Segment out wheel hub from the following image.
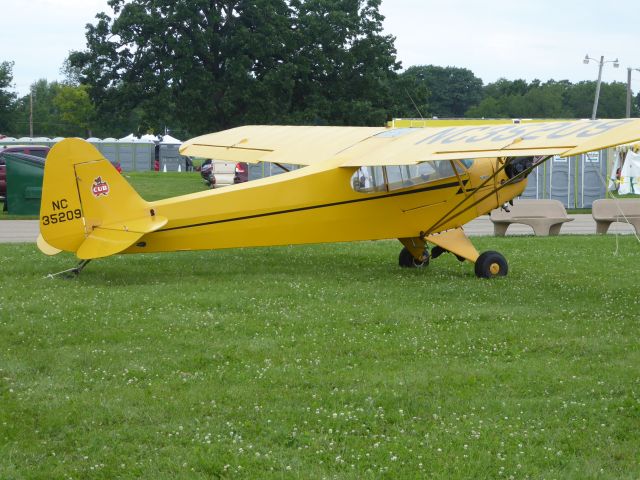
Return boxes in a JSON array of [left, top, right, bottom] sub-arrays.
[[489, 262, 501, 275]]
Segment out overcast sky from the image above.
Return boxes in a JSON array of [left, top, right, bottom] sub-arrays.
[[1, 0, 639, 97]]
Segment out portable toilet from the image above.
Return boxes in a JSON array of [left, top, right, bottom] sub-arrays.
[[158, 135, 186, 172], [545, 155, 575, 208], [132, 137, 154, 171], [117, 135, 136, 171], [97, 137, 119, 167], [577, 150, 607, 208]]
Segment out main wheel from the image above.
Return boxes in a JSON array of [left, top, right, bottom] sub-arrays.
[[398, 247, 429, 268], [474, 251, 508, 278]]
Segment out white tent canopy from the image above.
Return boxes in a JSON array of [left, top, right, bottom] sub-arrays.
[[160, 134, 182, 144], [140, 134, 159, 142]]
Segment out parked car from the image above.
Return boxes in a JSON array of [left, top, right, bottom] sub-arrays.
[[0, 145, 50, 162], [234, 162, 248, 183], [199, 160, 249, 189]]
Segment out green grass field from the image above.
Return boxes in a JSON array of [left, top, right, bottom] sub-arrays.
[[1, 235, 639, 479]]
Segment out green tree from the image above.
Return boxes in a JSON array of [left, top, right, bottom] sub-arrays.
[[419, 65, 483, 118], [68, 0, 399, 136], [53, 84, 96, 137], [388, 68, 431, 119], [466, 78, 629, 119], [388, 65, 483, 119], [589, 81, 627, 119], [0, 61, 17, 133], [12, 80, 62, 137]]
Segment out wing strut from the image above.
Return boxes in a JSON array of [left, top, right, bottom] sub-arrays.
[[424, 156, 551, 236]]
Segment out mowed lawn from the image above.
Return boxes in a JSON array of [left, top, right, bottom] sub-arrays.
[[1, 234, 639, 479]]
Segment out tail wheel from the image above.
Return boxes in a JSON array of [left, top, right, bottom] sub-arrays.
[[399, 247, 429, 268], [474, 251, 508, 278]]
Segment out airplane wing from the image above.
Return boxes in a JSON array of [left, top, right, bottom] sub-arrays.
[[179, 125, 386, 166], [339, 119, 640, 166], [180, 119, 640, 167]]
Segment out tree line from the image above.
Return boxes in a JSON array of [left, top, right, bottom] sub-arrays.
[[1, 0, 638, 139]]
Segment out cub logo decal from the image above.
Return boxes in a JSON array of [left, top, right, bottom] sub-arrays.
[[91, 177, 109, 197]]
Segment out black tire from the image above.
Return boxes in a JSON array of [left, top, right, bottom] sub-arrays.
[[431, 246, 465, 262], [474, 251, 508, 278], [398, 247, 429, 268], [430, 245, 445, 259]]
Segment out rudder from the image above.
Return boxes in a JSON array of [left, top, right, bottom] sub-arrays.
[[39, 138, 166, 259]]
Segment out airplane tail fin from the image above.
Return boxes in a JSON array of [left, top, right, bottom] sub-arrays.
[[39, 138, 167, 259]]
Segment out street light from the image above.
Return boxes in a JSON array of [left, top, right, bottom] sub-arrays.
[[626, 67, 640, 118], [583, 54, 619, 120]]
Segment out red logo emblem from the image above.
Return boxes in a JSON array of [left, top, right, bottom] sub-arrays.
[[91, 177, 109, 197]]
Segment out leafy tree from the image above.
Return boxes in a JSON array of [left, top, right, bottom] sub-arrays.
[[589, 81, 628, 119], [388, 68, 431, 119], [10, 80, 96, 137], [388, 65, 483, 119], [68, 0, 399, 136], [467, 78, 629, 119], [53, 84, 96, 137], [12, 80, 62, 137], [418, 65, 483, 118], [0, 61, 17, 133]]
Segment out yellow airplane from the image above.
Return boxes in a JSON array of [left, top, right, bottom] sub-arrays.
[[37, 119, 640, 278]]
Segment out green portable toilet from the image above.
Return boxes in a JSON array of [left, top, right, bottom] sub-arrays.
[[5, 153, 45, 215]]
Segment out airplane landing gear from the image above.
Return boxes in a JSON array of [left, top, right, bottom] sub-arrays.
[[474, 251, 508, 278], [398, 246, 429, 268], [431, 245, 466, 262], [46, 259, 92, 279]]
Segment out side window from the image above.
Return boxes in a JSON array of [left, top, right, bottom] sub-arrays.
[[351, 166, 386, 192], [351, 161, 458, 193]]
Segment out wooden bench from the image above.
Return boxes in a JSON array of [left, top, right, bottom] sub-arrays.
[[490, 199, 574, 236], [592, 199, 640, 235]]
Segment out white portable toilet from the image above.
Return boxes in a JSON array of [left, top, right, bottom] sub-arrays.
[[158, 134, 187, 172], [132, 137, 155, 171]]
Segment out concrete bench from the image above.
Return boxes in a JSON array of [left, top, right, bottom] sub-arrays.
[[490, 199, 574, 236], [592, 199, 640, 235]]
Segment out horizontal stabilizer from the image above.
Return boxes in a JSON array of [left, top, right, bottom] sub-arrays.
[[76, 215, 168, 259]]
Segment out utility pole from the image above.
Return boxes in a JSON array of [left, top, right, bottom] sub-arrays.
[[592, 56, 604, 121], [29, 91, 33, 137], [583, 54, 619, 120], [626, 67, 640, 118]]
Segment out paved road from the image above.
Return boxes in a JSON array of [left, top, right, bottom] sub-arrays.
[[0, 215, 637, 244]]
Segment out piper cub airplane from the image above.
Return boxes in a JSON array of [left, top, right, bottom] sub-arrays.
[[38, 119, 640, 278]]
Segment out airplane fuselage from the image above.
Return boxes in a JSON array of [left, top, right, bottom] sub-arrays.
[[124, 157, 526, 255]]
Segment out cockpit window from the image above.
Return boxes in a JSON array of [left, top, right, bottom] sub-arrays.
[[351, 166, 386, 193], [351, 161, 457, 193]]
